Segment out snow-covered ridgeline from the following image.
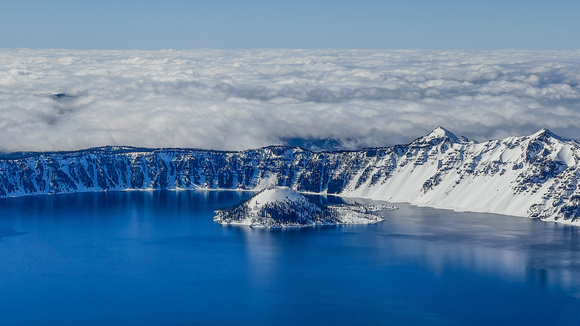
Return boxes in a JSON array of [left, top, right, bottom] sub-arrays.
[[1, 128, 580, 225], [340, 128, 580, 225]]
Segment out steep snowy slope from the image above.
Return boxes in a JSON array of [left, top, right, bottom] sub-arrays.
[[1, 128, 580, 225], [340, 128, 580, 224]]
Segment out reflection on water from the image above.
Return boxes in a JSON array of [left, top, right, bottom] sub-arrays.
[[1, 191, 580, 325], [378, 203, 580, 294]]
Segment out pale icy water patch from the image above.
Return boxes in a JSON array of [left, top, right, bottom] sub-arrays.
[[0, 190, 579, 325]]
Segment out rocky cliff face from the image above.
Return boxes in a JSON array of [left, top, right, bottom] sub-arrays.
[[1, 128, 580, 225]]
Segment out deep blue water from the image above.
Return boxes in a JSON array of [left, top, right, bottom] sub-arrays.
[[1, 190, 580, 325]]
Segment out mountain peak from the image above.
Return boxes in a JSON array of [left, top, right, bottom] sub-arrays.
[[530, 128, 568, 142], [429, 126, 457, 139], [413, 127, 465, 145]]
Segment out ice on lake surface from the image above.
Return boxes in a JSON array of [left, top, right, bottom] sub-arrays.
[[1, 190, 580, 325]]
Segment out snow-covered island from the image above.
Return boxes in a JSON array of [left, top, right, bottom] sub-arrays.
[[213, 187, 391, 228]]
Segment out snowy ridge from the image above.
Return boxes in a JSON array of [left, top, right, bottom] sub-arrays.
[[213, 187, 383, 228], [1, 128, 580, 225]]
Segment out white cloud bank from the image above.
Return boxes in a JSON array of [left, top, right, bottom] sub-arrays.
[[1, 49, 580, 152]]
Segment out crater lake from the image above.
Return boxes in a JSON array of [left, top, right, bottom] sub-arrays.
[[1, 190, 580, 325]]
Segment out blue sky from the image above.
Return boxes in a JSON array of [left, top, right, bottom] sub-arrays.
[[1, 0, 579, 50]]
